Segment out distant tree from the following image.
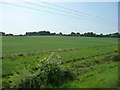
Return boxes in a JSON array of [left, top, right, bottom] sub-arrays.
[[26, 31, 51, 36], [96, 34, 100, 37], [113, 32, 120, 38], [24, 31, 120, 38], [38, 31, 50, 35], [0, 32, 5, 36], [26, 32, 32, 36], [104, 34, 109, 37], [63, 34, 68, 36], [5, 33, 14, 36], [80, 34, 84, 36], [19, 34, 23, 36], [51, 33, 56, 35], [99, 33, 103, 37], [71, 32, 76, 36], [84, 32, 96, 37], [59, 32, 63, 36], [76, 32, 80, 36]]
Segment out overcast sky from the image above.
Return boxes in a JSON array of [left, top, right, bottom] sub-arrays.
[[0, 1, 118, 35]]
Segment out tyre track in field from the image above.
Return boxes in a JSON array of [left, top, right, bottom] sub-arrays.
[[2, 45, 113, 58]]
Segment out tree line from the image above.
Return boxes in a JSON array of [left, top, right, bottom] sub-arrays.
[[0, 31, 120, 38]]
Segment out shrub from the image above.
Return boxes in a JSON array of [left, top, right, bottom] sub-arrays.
[[9, 52, 74, 88], [38, 52, 74, 86]]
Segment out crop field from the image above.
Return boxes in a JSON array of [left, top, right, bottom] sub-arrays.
[[2, 36, 118, 55], [2, 36, 119, 88]]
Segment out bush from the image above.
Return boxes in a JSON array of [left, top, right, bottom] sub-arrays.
[[38, 52, 74, 86], [9, 52, 74, 88]]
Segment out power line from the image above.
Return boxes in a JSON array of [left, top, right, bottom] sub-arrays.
[[0, 1, 103, 24], [16, 0, 117, 27], [19, 0, 106, 23], [41, 1, 104, 19], [0, 1, 82, 19], [0, 1, 117, 28], [19, 0, 117, 27], [40, 1, 117, 24]]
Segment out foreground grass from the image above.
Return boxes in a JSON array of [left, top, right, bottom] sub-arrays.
[[2, 52, 119, 88], [60, 62, 118, 88]]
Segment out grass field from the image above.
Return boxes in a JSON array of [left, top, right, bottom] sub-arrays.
[[2, 36, 118, 55], [2, 36, 119, 88]]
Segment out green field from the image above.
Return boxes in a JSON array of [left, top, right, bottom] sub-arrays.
[[3, 36, 118, 55], [2, 36, 119, 88]]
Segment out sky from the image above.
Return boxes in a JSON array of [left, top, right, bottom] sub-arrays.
[[0, 1, 118, 35]]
